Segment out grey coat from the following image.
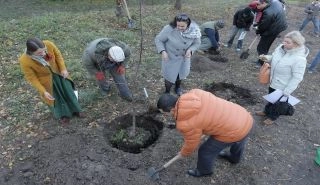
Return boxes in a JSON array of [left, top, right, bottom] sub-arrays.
[[155, 22, 201, 83]]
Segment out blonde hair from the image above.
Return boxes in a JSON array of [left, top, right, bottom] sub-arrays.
[[284, 31, 305, 46]]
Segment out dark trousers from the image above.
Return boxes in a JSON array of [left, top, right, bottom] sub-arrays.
[[257, 34, 279, 65], [264, 87, 280, 120], [197, 136, 248, 174]]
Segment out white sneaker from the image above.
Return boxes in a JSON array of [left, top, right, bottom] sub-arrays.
[[236, 48, 241, 52]]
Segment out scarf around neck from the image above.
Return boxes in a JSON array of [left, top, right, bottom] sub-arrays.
[[180, 22, 201, 39], [30, 54, 50, 66]]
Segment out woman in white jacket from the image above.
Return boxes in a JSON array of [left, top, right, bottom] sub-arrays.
[[256, 31, 309, 125]]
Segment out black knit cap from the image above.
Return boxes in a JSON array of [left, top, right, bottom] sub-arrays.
[[157, 93, 178, 112]]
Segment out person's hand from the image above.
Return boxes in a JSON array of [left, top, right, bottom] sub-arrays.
[[283, 93, 289, 98], [116, 65, 125, 75], [161, 51, 169, 61], [61, 70, 69, 78], [95, 72, 105, 81], [177, 152, 184, 158], [44, 91, 55, 101], [185, 49, 192, 58], [259, 54, 268, 62]]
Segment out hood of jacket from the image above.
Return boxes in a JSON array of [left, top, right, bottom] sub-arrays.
[[174, 92, 201, 121]]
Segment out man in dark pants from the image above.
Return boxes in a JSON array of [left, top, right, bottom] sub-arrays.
[[198, 20, 225, 54], [255, 0, 287, 66], [82, 38, 133, 101], [157, 89, 253, 177]]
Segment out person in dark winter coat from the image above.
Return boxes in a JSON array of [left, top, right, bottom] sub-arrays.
[[227, 7, 254, 51], [299, 0, 320, 37], [255, 0, 288, 66], [82, 38, 133, 101], [155, 13, 201, 96], [198, 20, 225, 54]]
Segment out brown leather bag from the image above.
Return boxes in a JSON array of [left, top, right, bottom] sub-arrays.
[[259, 62, 270, 84]]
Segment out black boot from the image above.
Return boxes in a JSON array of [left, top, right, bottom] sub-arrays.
[[164, 80, 173, 93], [175, 80, 183, 96], [218, 151, 239, 164]]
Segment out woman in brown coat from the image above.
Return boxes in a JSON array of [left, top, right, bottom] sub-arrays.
[[19, 37, 84, 125], [157, 89, 253, 177]]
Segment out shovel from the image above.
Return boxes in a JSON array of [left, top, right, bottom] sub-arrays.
[[147, 154, 182, 181], [122, 0, 135, 28], [240, 35, 259, 59], [146, 136, 207, 181]]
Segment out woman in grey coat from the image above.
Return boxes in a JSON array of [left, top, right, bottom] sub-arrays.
[[155, 13, 201, 95]]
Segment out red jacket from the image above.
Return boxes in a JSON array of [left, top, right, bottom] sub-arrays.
[[173, 89, 253, 156]]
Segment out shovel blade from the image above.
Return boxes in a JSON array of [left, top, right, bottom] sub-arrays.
[[147, 167, 160, 181], [240, 51, 249, 59], [128, 19, 135, 29]]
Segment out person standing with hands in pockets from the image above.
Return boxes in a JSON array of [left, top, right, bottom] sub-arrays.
[[155, 13, 201, 96]]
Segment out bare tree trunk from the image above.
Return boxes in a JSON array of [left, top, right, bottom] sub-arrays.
[[174, 0, 182, 10]]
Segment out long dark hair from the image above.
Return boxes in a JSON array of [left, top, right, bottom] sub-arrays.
[[169, 13, 191, 28], [26, 37, 45, 55]]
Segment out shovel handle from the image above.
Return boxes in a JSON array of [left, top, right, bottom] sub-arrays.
[[163, 154, 181, 168], [122, 0, 131, 19], [162, 136, 206, 168], [248, 35, 259, 50]]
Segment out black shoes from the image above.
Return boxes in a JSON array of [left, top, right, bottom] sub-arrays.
[[175, 87, 183, 96], [187, 169, 212, 177], [218, 151, 239, 164]]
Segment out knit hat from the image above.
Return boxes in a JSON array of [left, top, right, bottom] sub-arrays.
[[259, 0, 270, 4], [242, 7, 253, 17], [157, 93, 178, 112], [108, 46, 125, 62], [215, 20, 225, 29], [249, 1, 259, 9]]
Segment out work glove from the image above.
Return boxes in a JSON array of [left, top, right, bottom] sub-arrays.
[[95, 72, 110, 92], [116, 65, 125, 75], [97, 79, 110, 92], [95, 71, 105, 81]]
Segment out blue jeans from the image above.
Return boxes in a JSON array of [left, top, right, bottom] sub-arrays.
[[108, 66, 132, 98], [227, 26, 247, 49], [196, 135, 248, 174], [299, 16, 320, 34], [309, 51, 320, 72]]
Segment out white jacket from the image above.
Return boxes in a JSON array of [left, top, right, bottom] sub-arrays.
[[264, 44, 309, 96]]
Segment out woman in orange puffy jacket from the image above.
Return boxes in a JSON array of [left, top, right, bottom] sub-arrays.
[[157, 89, 254, 177]]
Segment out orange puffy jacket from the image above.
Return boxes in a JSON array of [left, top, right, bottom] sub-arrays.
[[173, 89, 253, 156]]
